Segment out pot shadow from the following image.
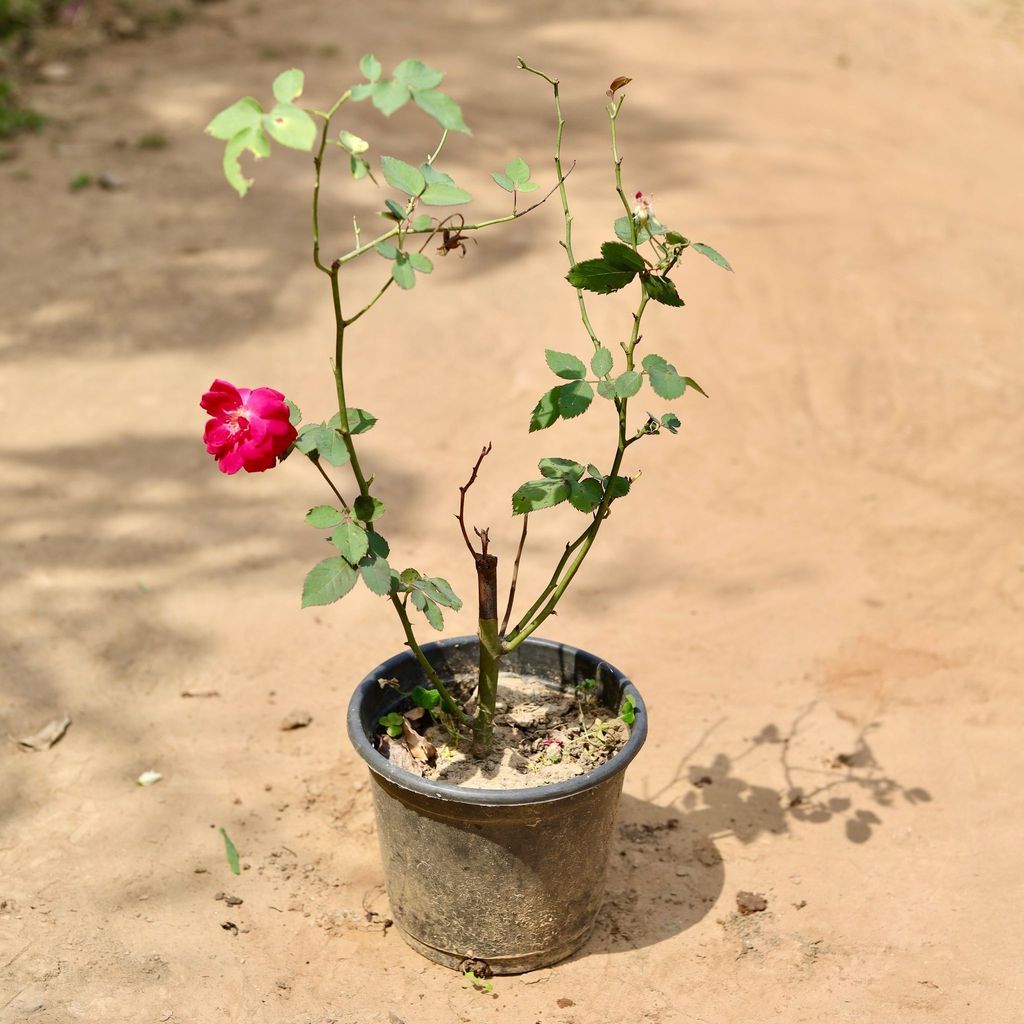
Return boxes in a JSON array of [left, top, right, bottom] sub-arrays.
[[578, 704, 932, 956]]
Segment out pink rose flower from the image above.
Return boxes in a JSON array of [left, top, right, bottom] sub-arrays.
[[200, 378, 297, 475]]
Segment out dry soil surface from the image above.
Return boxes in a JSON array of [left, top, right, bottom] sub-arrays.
[[3, 1, 1024, 1021]]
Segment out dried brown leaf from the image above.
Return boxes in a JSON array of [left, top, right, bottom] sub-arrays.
[[16, 713, 71, 751], [607, 75, 632, 98], [402, 719, 437, 763], [378, 734, 424, 776], [403, 706, 426, 721]]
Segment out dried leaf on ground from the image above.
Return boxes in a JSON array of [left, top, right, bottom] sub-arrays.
[[279, 710, 312, 731], [180, 689, 220, 698], [377, 734, 423, 776], [402, 719, 437, 763], [15, 713, 71, 751]]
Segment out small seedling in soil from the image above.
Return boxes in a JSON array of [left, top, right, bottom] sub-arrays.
[[619, 693, 637, 725], [463, 970, 493, 992], [68, 171, 92, 191], [137, 131, 169, 150], [378, 712, 405, 738], [219, 826, 241, 875]]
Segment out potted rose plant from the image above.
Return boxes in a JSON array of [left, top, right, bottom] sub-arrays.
[[201, 55, 729, 975]]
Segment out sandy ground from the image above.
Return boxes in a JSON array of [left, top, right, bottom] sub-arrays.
[[3, 0, 1024, 1020]]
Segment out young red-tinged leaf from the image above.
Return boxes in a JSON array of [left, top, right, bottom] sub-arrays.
[[607, 75, 632, 98]]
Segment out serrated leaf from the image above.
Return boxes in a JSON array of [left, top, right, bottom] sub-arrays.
[[360, 53, 382, 82], [305, 505, 345, 529], [505, 156, 530, 184], [557, 380, 594, 419], [410, 589, 444, 630], [392, 252, 416, 289], [529, 389, 561, 432], [692, 242, 733, 271], [568, 477, 603, 513], [648, 367, 687, 400], [420, 182, 472, 206], [328, 408, 377, 435], [491, 171, 515, 192], [285, 399, 302, 426], [263, 103, 317, 150], [607, 475, 631, 499], [614, 215, 666, 244], [644, 274, 684, 307], [661, 413, 681, 433], [600, 241, 647, 272], [566, 257, 637, 294], [407, 252, 433, 273], [222, 129, 264, 197], [375, 242, 399, 260], [331, 521, 369, 563], [294, 422, 320, 454], [665, 230, 687, 246], [545, 349, 586, 380], [272, 68, 304, 104], [424, 576, 461, 611], [615, 370, 643, 398], [381, 155, 425, 197], [354, 495, 385, 522], [591, 347, 613, 376], [302, 556, 358, 607], [315, 425, 351, 465], [413, 89, 469, 133], [512, 478, 571, 515], [339, 129, 369, 154], [367, 531, 390, 558], [597, 379, 618, 400], [371, 80, 411, 116], [206, 97, 263, 140], [539, 457, 584, 482], [641, 354, 670, 374], [399, 568, 421, 586], [681, 376, 708, 397], [419, 164, 454, 185], [393, 59, 444, 91], [412, 214, 433, 231], [359, 552, 392, 595]]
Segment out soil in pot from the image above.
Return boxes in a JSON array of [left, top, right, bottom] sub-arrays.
[[375, 670, 629, 790]]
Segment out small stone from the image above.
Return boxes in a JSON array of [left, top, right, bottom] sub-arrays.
[[38, 62, 73, 84], [736, 890, 768, 915], [280, 710, 313, 731], [97, 172, 127, 191]]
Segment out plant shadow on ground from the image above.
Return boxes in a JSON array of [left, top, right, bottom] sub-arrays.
[[582, 704, 932, 955]]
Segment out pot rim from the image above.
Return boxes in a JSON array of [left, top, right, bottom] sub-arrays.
[[346, 634, 648, 807]]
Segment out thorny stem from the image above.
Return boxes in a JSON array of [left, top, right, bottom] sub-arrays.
[[499, 514, 529, 637], [609, 95, 638, 248], [517, 57, 601, 349]]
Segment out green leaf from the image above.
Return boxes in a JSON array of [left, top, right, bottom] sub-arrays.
[[409, 686, 440, 711], [642, 355, 688, 400], [354, 495, 385, 523], [413, 89, 470, 133], [512, 478, 571, 515], [412, 214, 433, 231], [643, 274, 684, 307], [379, 712, 405, 738], [529, 389, 561, 432], [591, 347, 613, 377], [607, 475, 631, 499], [375, 241, 399, 260], [399, 568, 421, 586], [391, 252, 416, 289], [334, 408, 377, 434], [219, 827, 240, 875], [339, 129, 369, 154], [367, 531, 390, 558], [619, 693, 637, 725], [419, 164, 454, 185], [614, 214, 666, 244], [600, 240, 647, 272], [359, 552, 392, 595], [641, 354, 670, 373], [302, 556, 358, 607], [420, 182, 472, 206], [306, 505, 345, 529], [518, 181, 538, 192], [505, 156, 530, 184], [491, 171, 515, 192], [294, 422, 320, 454], [597, 380, 618, 400], [222, 127, 267, 198], [284, 399, 302, 426], [331, 521, 369, 563], [615, 370, 643, 398], [587, 464, 603, 480], [568, 477, 603, 513], [681, 376, 708, 397], [315, 425, 351, 465], [665, 231, 687, 246], [410, 589, 444, 630], [393, 59, 444, 91], [383, 199, 406, 222], [557, 380, 594, 419], [263, 103, 317, 150], [350, 83, 375, 101], [661, 412, 681, 433], [539, 457, 584, 482], [380, 155, 425, 197], [566, 258, 637, 294], [371, 80, 411, 116], [350, 155, 369, 180], [206, 97, 262, 140], [360, 53, 382, 83], [545, 349, 586, 380], [423, 576, 461, 611], [272, 68, 304, 104], [407, 252, 433, 273], [692, 241, 733, 272]]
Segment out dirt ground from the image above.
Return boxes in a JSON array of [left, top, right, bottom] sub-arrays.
[[3, 0, 1024, 1020]]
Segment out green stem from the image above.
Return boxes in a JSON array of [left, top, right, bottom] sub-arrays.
[[329, 270, 370, 496], [312, 91, 352, 274], [311, 458, 350, 510], [389, 593, 467, 721], [609, 95, 637, 248]]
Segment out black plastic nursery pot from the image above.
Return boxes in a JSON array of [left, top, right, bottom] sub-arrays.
[[346, 635, 647, 975]]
